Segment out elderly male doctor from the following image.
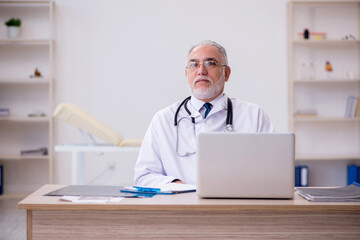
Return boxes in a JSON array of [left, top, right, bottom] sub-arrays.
[[134, 40, 274, 186]]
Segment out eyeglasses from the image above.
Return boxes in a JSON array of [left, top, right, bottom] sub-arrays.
[[186, 60, 227, 71]]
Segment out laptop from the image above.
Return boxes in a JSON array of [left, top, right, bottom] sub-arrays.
[[196, 132, 295, 199]]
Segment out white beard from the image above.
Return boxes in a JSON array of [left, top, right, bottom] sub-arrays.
[[189, 73, 225, 100]]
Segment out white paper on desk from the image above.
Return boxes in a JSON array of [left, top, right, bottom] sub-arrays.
[[160, 183, 196, 192], [60, 196, 124, 203]]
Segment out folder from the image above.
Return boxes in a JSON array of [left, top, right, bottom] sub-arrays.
[[296, 183, 360, 202]]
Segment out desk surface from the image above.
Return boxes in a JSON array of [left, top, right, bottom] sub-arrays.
[[18, 184, 360, 211]]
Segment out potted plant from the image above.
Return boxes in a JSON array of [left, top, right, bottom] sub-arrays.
[[5, 18, 21, 38]]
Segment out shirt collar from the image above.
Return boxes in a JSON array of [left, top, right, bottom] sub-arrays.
[[190, 93, 227, 112]]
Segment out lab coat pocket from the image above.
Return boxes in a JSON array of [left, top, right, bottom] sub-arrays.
[[176, 117, 196, 156]]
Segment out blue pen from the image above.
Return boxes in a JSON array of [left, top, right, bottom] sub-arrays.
[[133, 186, 161, 192]]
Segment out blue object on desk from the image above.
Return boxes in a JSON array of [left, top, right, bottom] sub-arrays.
[[133, 186, 161, 192]]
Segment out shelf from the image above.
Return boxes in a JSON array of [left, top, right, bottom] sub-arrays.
[[0, 39, 51, 45], [291, 0, 360, 4], [293, 79, 360, 84], [0, 116, 50, 122], [0, 193, 28, 199], [296, 154, 360, 161], [0, 154, 49, 160], [0, 0, 50, 5], [289, 0, 360, 187], [293, 40, 360, 45], [294, 117, 360, 122], [0, 78, 50, 84]]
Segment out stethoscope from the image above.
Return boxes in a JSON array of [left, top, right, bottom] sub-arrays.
[[174, 96, 233, 157]]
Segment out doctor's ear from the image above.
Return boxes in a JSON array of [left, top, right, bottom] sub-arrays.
[[225, 66, 231, 82]]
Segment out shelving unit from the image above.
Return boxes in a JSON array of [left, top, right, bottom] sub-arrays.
[[0, 0, 54, 197], [288, 0, 360, 186]]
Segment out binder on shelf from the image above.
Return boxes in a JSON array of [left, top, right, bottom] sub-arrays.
[[300, 165, 309, 187], [295, 166, 301, 187], [347, 165, 359, 185], [295, 165, 309, 187]]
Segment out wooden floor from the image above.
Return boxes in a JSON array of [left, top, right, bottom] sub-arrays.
[[0, 196, 26, 240]]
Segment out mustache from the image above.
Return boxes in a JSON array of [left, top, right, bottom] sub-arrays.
[[193, 76, 214, 87]]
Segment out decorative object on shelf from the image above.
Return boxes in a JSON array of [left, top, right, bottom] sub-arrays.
[[299, 62, 316, 80], [20, 147, 48, 156], [0, 108, 9, 117], [325, 61, 333, 79], [298, 31, 327, 40], [4, 18, 21, 39], [343, 69, 354, 80], [30, 68, 43, 78], [300, 62, 307, 80], [303, 28, 309, 39], [342, 34, 356, 40], [294, 108, 317, 117], [309, 62, 316, 80], [28, 110, 46, 117]]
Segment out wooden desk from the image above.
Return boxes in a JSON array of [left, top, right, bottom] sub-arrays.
[[19, 184, 360, 240]]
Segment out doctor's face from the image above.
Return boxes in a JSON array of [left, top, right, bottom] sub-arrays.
[[185, 45, 231, 102]]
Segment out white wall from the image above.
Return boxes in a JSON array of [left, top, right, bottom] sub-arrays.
[[54, 0, 289, 185]]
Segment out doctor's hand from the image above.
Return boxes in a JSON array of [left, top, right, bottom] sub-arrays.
[[172, 179, 184, 184]]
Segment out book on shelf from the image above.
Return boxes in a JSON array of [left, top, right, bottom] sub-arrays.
[[294, 108, 317, 118], [295, 165, 309, 187], [347, 164, 360, 185], [345, 96, 360, 118], [0, 108, 9, 117], [20, 147, 48, 156]]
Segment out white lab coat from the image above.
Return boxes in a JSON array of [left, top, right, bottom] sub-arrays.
[[134, 93, 274, 186]]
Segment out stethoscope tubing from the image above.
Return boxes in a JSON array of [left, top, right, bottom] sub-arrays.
[[174, 96, 233, 128]]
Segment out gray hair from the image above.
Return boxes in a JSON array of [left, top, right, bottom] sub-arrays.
[[187, 40, 228, 65]]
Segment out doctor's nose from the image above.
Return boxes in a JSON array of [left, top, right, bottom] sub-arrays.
[[197, 63, 208, 75]]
